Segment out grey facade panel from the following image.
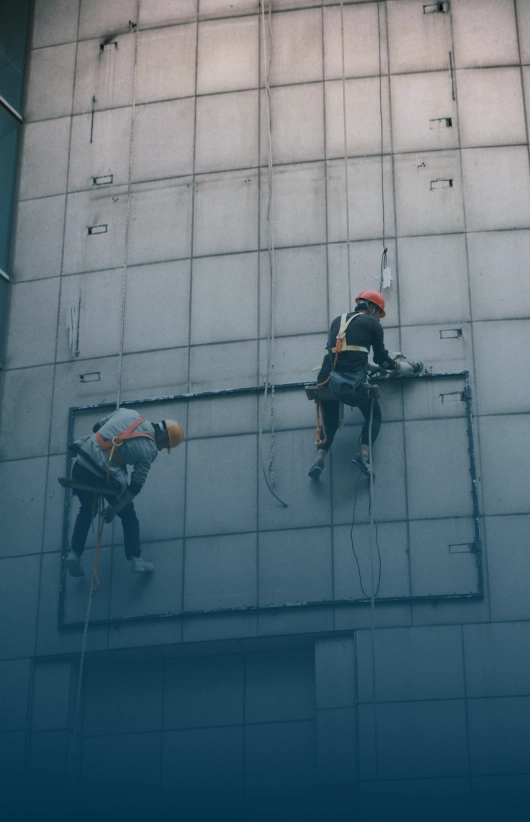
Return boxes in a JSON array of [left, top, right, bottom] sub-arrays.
[[1, 0, 530, 816]]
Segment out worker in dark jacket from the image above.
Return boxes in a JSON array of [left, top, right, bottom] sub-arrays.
[[308, 289, 400, 480], [66, 408, 184, 577]]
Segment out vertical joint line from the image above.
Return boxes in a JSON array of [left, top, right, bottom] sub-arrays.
[[89, 95, 96, 144], [449, 51, 456, 101]]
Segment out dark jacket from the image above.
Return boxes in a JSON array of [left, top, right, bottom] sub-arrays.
[[317, 310, 397, 383]]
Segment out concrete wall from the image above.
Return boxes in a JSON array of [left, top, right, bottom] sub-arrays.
[[1, 0, 530, 819]]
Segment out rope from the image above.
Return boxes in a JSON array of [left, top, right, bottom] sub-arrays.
[[73, 495, 105, 735], [115, 0, 141, 411], [73, 0, 141, 741], [349, 418, 382, 598], [367, 398, 380, 796], [376, 2, 388, 291], [339, 0, 352, 307], [259, 0, 287, 508]]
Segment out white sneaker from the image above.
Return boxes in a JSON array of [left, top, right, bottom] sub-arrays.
[[66, 551, 85, 577], [131, 556, 154, 574]]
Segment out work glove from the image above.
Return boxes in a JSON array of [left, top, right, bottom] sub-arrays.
[[388, 360, 415, 378]]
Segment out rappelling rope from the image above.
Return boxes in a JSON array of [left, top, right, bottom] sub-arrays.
[[74, 0, 142, 737], [367, 397, 380, 794], [339, 0, 352, 307], [376, 2, 387, 291], [115, 0, 141, 411], [73, 495, 105, 735], [349, 448, 382, 599], [259, 0, 287, 508]]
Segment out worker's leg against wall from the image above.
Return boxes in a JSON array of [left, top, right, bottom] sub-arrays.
[[116, 502, 141, 559]]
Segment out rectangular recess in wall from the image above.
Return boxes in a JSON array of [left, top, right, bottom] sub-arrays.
[[430, 178, 453, 190], [430, 117, 452, 129], [423, 2, 449, 13], [439, 328, 462, 339], [449, 543, 474, 554], [88, 224, 107, 236], [439, 391, 464, 404], [100, 41, 118, 52], [58, 371, 482, 630], [93, 175, 113, 186], [79, 372, 100, 383]]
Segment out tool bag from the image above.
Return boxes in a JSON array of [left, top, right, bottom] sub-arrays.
[[329, 367, 370, 407]]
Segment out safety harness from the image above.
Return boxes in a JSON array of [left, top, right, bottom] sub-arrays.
[[327, 313, 369, 359], [95, 417, 155, 483], [315, 313, 369, 447]]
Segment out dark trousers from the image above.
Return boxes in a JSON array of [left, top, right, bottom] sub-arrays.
[[319, 397, 382, 453], [70, 461, 141, 559]]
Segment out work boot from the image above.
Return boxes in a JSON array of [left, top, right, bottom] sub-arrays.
[[308, 458, 325, 480], [352, 453, 374, 479], [66, 551, 85, 577], [131, 556, 154, 574]]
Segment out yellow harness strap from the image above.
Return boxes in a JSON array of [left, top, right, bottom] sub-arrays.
[[330, 313, 369, 355]]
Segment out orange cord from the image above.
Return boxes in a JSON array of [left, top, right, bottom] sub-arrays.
[[315, 400, 328, 447], [314, 334, 345, 445]]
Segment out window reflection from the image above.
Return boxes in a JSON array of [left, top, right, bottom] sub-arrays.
[[0, 105, 19, 274], [0, 0, 31, 113]]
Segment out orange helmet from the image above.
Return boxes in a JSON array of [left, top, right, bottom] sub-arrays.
[[355, 288, 386, 318], [162, 420, 185, 453]]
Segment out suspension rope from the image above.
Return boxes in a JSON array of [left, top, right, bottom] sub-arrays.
[[339, 0, 352, 306], [367, 397, 380, 796], [73, 495, 105, 735], [376, 2, 388, 291], [259, 0, 287, 508], [115, 0, 141, 411], [74, 0, 141, 738]]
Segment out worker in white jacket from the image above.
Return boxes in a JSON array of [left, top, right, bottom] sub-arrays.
[[66, 408, 184, 577]]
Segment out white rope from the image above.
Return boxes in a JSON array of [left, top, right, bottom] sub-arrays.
[[73, 578, 93, 736], [339, 0, 352, 307], [115, 1, 141, 410], [376, 1, 387, 291], [73, 0, 141, 738], [368, 398, 379, 795], [259, 0, 287, 508], [73, 496, 105, 735]]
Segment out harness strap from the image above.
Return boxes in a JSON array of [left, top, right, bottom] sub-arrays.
[[95, 417, 155, 481], [329, 313, 369, 357], [328, 344, 369, 354], [339, 312, 360, 338]]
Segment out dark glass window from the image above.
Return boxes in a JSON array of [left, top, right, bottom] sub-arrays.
[[0, 103, 19, 274], [0, 275, 7, 357], [0, 0, 32, 113]]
